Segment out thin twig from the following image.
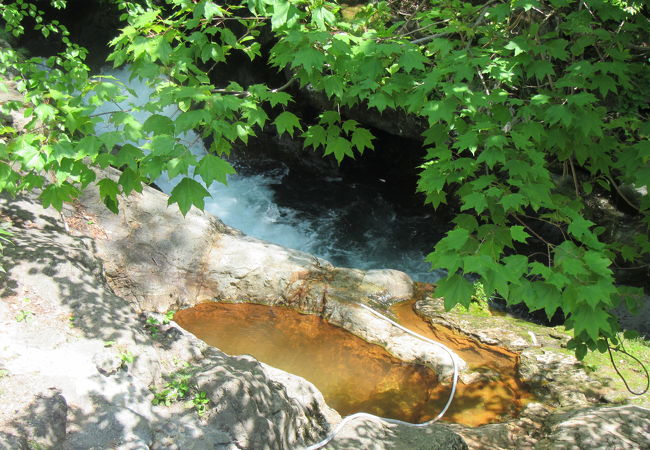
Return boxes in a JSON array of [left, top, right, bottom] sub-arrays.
[[512, 214, 555, 247], [518, 212, 568, 240], [477, 68, 491, 95], [271, 78, 296, 93], [607, 340, 649, 395], [568, 157, 580, 197], [606, 175, 642, 213], [411, 31, 454, 45]]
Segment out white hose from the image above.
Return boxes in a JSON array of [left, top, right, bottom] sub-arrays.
[[304, 302, 459, 450]]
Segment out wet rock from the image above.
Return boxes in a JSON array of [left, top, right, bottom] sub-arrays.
[[537, 405, 650, 449], [363, 269, 415, 303]]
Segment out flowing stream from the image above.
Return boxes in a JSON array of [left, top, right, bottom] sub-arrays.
[[93, 68, 445, 282]]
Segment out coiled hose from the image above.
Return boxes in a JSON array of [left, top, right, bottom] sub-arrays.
[[304, 302, 459, 450]]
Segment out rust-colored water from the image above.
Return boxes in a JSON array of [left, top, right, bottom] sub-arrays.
[[390, 300, 531, 425], [175, 301, 529, 426]]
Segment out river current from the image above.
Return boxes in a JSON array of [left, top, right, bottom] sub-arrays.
[[93, 68, 445, 282]]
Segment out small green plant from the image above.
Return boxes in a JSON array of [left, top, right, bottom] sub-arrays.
[[163, 310, 175, 324], [27, 440, 45, 450], [146, 311, 176, 338], [103, 340, 116, 347], [152, 367, 210, 416], [0, 369, 9, 378], [119, 351, 135, 365], [15, 310, 33, 322], [190, 391, 210, 416], [146, 317, 161, 338], [68, 314, 76, 328], [152, 373, 190, 406]]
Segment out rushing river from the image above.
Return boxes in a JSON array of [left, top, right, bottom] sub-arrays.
[[93, 68, 446, 282]]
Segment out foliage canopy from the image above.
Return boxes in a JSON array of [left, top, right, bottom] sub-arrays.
[[1, 0, 649, 359]]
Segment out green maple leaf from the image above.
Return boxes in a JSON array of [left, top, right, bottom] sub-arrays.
[[302, 125, 327, 149], [202, 1, 225, 20], [426, 251, 462, 275], [502, 254, 529, 282], [167, 153, 195, 180], [168, 177, 211, 216], [99, 131, 124, 153], [273, 111, 302, 137], [292, 47, 324, 74], [501, 193, 526, 211], [271, 0, 300, 29], [325, 136, 354, 163], [437, 274, 473, 310], [528, 60, 554, 81], [545, 104, 573, 127], [98, 178, 121, 214], [455, 131, 478, 153], [40, 183, 79, 211], [567, 92, 597, 107], [115, 144, 144, 170], [12, 137, 44, 170], [504, 39, 527, 56], [422, 98, 457, 125], [175, 110, 210, 133], [440, 228, 470, 251], [567, 213, 595, 241], [312, 6, 335, 30], [591, 74, 617, 97], [194, 154, 236, 187], [476, 147, 506, 168], [572, 305, 612, 342], [398, 49, 427, 73], [546, 38, 569, 60], [118, 168, 144, 196], [535, 282, 563, 321], [266, 91, 292, 108], [463, 254, 494, 278], [510, 225, 530, 243], [367, 92, 394, 113], [460, 192, 488, 214], [351, 128, 374, 152], [140, 155, 167, 181], [143, 114, 175, 135]]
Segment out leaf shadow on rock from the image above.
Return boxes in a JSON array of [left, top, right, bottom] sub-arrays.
[[322, 416, 468, 450], [0, 193, 331, 449]]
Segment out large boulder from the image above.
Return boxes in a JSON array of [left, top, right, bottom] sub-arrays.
[[0, 192, 334, 449], [69, 168, 466, 379]]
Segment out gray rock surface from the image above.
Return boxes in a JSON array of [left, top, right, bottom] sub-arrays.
[[0, 193, 333, 449], [324, 415, 468, 450], [71, 168, 466, 378], [537, 405, 650, 450]]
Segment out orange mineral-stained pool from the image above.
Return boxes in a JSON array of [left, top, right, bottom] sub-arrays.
[[174, 301, 530, 426], [390, 300, 531, 426]]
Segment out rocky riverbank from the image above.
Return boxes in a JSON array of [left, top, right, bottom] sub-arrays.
[[1, 176, 649, 449]]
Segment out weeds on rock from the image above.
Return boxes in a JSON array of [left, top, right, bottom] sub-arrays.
[[152, 366, 210, 416], [15, 310, 33, 322], [118, 350, 135, 365], [146, 311, 175, 339]]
